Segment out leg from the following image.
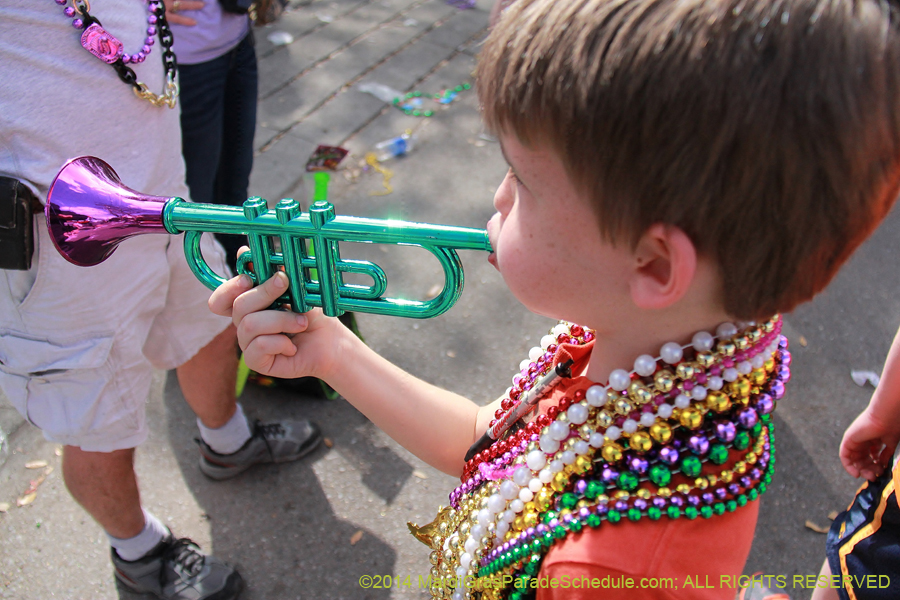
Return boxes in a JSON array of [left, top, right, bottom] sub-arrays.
[[215, 31, 257, 209], [179, 56, 229, 206], [176, 323, 239, 429], [62, 446, 144, 539], [810, 560, 840, 600], [214, 31, 258, 269]]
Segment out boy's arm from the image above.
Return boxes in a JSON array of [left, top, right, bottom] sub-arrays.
[[840, 325, 900, 480], [210, 272, 502, 476]]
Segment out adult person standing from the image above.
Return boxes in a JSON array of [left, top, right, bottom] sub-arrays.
[[0, 2, 320, 599], [165, 0, 256, 273]]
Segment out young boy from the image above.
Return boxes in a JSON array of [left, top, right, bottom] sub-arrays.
[[209, 0, 900, 598], [812, 324, 900, 600]]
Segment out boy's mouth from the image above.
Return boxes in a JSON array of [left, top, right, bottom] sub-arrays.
[[486, 217, 498, 269]]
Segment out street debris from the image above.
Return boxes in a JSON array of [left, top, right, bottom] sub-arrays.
[[412, 470, 428, 479], [365, 153, 393, 196], [266, 31, 294, 46], [0, 502, 10, 513], [317, 13, 334, 23], [16, 465, 53, 508], [799, 335, 808, 347], [357, 81, 404, 104], [25, 460, 48, 469], [426, 283, 442, 299], [323, 437, 334, 448], [850, 370, 880, 388], [374, 131, 416, 162], [446, 350, 456, 358], [805, 520, 829, 534], [306, 145, 349, 172], [470, 131, 498, 147], [350, 530, 364, 545], [828, 511, 839, 520]]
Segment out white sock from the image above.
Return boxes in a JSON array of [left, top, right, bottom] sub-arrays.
[[108, 509, 168, 561], [197, 403, 252, 455]]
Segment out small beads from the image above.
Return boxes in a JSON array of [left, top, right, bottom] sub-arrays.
[[449, 317, 787, 593]]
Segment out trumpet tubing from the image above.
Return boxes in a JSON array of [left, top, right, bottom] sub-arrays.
[[47, 156, 492, 319]]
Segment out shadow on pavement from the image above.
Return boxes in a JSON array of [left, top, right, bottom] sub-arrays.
[[158, 375, 404, 599], [745, 414, 846, 585]]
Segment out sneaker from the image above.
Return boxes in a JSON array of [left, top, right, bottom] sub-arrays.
[[197, 419, 322, 480], [112, 534, 243, 600]]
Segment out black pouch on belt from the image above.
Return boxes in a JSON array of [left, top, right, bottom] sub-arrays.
[[0, 176, 40, 271]]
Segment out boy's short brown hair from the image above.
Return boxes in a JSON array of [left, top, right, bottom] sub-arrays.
[[478, 0, 900, 320]]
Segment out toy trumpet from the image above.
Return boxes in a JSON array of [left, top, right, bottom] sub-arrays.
[[46, 156, 492, 319]]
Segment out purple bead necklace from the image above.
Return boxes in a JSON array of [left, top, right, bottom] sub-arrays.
[[54, 0, 178, 107], [55, 0, 159, 65]]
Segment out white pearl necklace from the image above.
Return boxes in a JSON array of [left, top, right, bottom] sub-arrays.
[[445, 318, 779, 600]]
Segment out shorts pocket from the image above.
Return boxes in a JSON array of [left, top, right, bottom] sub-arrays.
[[0, 331, 116, 440]]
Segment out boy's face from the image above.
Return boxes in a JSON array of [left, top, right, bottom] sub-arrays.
[[487, 133, 635, 328]]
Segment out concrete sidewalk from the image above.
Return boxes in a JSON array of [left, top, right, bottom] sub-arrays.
[[4, 0, 900, 598]]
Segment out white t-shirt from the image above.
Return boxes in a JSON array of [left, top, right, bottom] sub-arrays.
[[0, 0, 190, 300]]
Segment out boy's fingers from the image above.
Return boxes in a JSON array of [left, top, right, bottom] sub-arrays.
[[244, 333, 299, 364], [236, 310, 307, 351], [209, 274, 253, 317], [231, 272, 291, 323]]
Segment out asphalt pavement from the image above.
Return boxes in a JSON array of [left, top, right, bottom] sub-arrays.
[[3, 0, 900, 598]]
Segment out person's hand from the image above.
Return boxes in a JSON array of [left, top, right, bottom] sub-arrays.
[[163, 0, 204, 26], [839, 407, 900, 481], [208, 269, 349, 382]]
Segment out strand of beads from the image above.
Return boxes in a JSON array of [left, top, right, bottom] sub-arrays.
[[457, 324, 594, 488], [392, 83, 473, 117], [590, 318, 784, 470], [56, 0, 159, 64], [481, 422, 777, 600], [474, 333, 788, 600], [433, 319, 788, 600]]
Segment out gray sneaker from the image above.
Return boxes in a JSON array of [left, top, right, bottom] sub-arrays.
[[112, 534, 243, 600], [197, 419, 322, 480]]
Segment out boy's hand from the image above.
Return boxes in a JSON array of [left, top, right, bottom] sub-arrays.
[[839, 407, 900, 481], [208, 270, 347, 382]]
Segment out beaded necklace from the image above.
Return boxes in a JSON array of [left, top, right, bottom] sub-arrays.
[[409, 317, 789, 600], [54, 0, 178, 107], [393, 83, 472, 117]]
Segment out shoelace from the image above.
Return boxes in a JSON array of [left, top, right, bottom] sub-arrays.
[[254, 420, 286, 458], [256, 421, 286, 439], [161, 538, 206, 586]]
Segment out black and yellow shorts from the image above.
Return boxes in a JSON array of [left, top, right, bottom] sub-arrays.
[[826, 467, 900, 600]]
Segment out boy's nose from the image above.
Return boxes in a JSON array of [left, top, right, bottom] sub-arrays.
[[493, 174, 515, 215]]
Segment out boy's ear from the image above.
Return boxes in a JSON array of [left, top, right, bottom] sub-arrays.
[[629, 224, 697, 310]]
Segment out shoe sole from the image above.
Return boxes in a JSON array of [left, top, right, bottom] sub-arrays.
[[114, 566, 245, 600], [198, 427, 323, 481]]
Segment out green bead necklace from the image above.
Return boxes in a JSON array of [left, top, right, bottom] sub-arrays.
[[392, 82, 472, 117]]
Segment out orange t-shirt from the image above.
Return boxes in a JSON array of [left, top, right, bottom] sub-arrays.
[[523, 341, 760, 600]]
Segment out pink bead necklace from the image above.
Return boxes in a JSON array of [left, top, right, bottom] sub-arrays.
[[55, 0, 160, 65]]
